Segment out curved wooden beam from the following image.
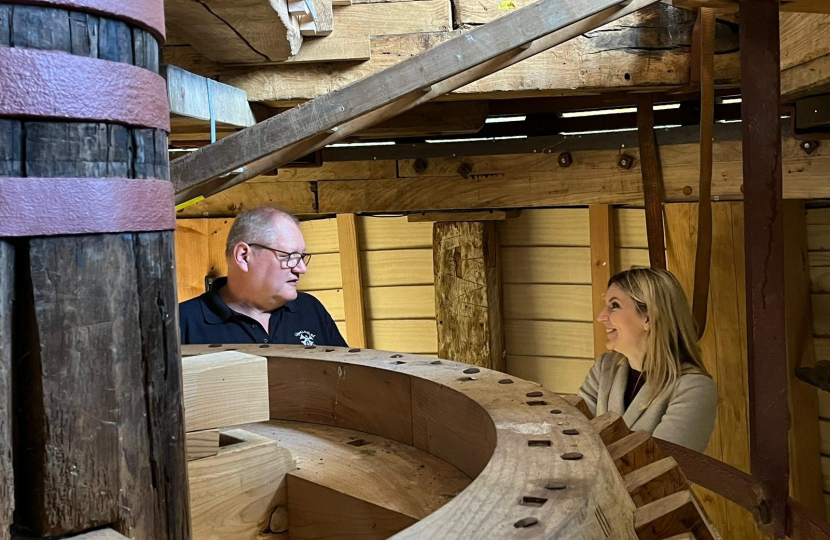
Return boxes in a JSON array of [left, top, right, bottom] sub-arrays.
[[182, 344, 718, 539]]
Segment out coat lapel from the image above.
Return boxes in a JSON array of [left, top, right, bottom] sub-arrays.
[[607, 360, 628, 416], [622, 380, 652, 428]]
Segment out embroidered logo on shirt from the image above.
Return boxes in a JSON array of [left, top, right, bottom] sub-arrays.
[[295, 330, 316, 346]]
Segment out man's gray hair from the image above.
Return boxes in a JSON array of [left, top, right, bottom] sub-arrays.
[[225, 206, 300, 258]]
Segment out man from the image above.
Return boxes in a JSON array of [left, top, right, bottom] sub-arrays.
[[179, 206, 347, 347]]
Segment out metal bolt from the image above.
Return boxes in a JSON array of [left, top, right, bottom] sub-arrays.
[[558, 152, 572, 167], [412, 158, 427, 174], [801, 140, 819, 155], [618, 153, 634, 170]]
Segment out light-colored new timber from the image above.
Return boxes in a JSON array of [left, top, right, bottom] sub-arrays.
[[186, 429, 220, 462], [589, 204, 614, 357], [188, 428, 295, 540], [182, 351, 269, 432], [242, 419, 470, 525], [181, 344, 645, 539], [337, 214, 367, 347], [408, 210, 520, 222]]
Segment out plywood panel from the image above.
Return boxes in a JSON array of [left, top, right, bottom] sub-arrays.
[[301, 217, 340, 254], [616, 208, 648, 248], [504, 320, 594, 358], [364, 286, 435, 320], [367, 319, 437, 354], [361, 250, 434, 287], [503, 284, 592, 321], [358, 216, 432, 250], [501, 247, 591, 284], [498, 208, 590, 247], [176, 220, 209, 302], [307, 289, 345, 321], [206, 217, 233, 278], [298, 253, 342, 291], [618, 248, 651, 270], [506, 355, 595, 394]]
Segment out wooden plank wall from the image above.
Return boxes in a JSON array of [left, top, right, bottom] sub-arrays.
[[498, 207, 649, 393], [357, 216, 437, 355], [803, 208, 830, 516]]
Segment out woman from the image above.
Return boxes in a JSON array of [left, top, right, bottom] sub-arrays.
[[578, 267, 717, 452]]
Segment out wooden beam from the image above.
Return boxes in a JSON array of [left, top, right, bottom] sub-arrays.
[[186, 429, 220, 462], [182, 351, 270, 432], [355, 101, 488, 140], [782, 52, 830, 102], [590, 412, 631, 446], [637, 94, 667, 270], [408, 210, 520, 222], [607, 431, 663, 475], [741, 2, 789, 538], [170, 0, 660, 195], [624, 457, 688, 508], [218, 3, 739, 104], [784, 200, 826, 517], [164, 0, 267, 64], [672, 0, 830, 13], [780, 13, 830, 70], [0, 241, 12, 540], [434, 221, 504, 370], [589, 204, 614, 357], [164, 65, 255, 128], [634, 490, 717, 540], [337, 214, 367, 348], [188, 429, 295, 540]]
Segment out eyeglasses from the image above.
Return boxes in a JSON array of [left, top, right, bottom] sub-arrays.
[[248, 243, 312, 269]]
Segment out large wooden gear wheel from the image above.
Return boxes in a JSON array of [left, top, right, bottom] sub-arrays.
[[181, 344, 718, 540]]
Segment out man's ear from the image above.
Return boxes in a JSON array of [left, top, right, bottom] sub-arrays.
[[231, 242, 252, 272]]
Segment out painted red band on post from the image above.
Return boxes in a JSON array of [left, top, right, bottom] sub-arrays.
[[0, 178, 176, 236], [4, 0, 166, 44], [0, 47, 170, 132]]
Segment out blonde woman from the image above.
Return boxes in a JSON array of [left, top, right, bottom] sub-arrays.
[[578, 267, 717, 452]]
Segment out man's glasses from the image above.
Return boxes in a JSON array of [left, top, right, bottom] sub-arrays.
[[248, 243, 312, 269]]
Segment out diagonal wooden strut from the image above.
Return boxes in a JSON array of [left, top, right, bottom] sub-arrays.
[[172, 0, 661, 203]]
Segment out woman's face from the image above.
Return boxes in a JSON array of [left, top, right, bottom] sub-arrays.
[[597, 283, 650, 360]]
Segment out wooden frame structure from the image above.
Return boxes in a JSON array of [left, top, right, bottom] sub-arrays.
[[166, 0, 830, 538], [181, 343, 719, 539]]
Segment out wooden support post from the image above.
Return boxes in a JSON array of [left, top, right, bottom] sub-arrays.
[[783, 200, 826, 517], [434, 222, 504, 370], [637, 94, 667, 270], [0, 241, 12, 540], [589, 204, 614, 357], [740, 1, 789, 538], [337, 214, 367, 348], [2, 6, 190, 538]]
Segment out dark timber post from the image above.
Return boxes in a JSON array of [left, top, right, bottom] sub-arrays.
[[739, 1, 789, 538], [0, 2, 190, 539]]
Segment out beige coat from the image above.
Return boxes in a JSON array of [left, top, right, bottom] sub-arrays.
[[578, 352, 718, 453]]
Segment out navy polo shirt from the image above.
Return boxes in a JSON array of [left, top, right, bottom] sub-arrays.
[[179, 277, 347, 347]]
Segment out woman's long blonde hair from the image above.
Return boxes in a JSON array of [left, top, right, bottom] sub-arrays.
[[609, 267, 710, 404]]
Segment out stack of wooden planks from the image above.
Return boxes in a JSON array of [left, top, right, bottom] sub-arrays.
[[182, 351, 295, 539]]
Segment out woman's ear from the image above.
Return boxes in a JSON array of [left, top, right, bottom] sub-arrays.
[[643, 315, 650, 331]]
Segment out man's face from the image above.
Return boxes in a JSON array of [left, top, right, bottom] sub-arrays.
[[248, 217, 308, 309]]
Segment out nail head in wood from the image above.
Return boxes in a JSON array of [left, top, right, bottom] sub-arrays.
[[563, 429, 580, 435], [208, 344, 221, 348], [526, 391, 543, 398], [348, 348, 361, 352], [561, 452, 584, 460], [550, 409, 562, 414], [463, 367, 480, 374], [499, 379, 514, 384], [545, 482, 567, 490]]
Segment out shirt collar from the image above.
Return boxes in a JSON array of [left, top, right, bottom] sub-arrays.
[[199, 277, 299, 324]]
